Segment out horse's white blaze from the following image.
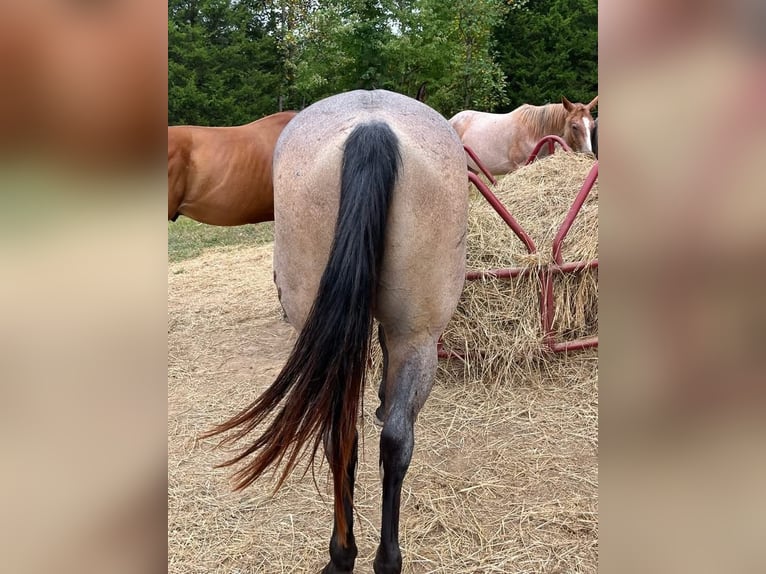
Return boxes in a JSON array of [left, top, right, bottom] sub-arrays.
[[583, 117, 593, 153], [379, 462, 384, 484]]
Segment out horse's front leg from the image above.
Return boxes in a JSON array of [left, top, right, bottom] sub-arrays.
[[374, 341, 437, 574], [321, 430, 359, 574]]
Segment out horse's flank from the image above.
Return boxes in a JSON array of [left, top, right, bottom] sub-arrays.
[[167, 111, 296, 226]]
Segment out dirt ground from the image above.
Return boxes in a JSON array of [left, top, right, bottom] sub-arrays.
[[168, 243, 598, 573]]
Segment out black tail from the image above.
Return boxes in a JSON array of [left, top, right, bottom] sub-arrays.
[[202, 121, 401, 546]]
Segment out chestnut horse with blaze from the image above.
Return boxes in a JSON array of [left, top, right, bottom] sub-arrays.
[[203, 90, 468, 574], [167, 111, 296, 225], [450, 96, 598, 175]]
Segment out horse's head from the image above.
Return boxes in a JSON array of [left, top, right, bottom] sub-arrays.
[[562, 96, 598, 154]]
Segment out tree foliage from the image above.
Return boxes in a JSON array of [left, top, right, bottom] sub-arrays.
[[168, 0, 597, 125], [168, 0, 282, 125], [494, 0, 597, 110]]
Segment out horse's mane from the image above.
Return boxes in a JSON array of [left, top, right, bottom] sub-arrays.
[[516, 103, 568, 139]]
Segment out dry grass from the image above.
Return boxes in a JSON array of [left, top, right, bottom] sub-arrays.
[[468, 153, 598, 269], [168, 237, 598, 573], [442, 153, 599, 381]]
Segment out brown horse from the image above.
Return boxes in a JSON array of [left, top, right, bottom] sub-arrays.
[[203, 90, 468, 574], [168, 111, 296, 225], [450, 96, 598, 175]]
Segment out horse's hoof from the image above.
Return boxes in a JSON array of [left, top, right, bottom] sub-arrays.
[[320, 563, 353, 574], [373, 556, 402, 574]]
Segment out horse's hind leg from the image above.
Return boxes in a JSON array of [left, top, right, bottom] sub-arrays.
[[375, 323, 389, 426], [374, 336, 438, 574], [321, 430, 359, 574]]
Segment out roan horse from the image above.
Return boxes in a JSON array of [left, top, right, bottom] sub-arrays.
[[203, 90, 468, 573], [167, 111, 296, 225], [450, 96, 599, 175]]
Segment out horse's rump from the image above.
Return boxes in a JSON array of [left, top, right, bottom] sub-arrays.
[[449, 110, 518, 174], [274, 92, 468, 333]]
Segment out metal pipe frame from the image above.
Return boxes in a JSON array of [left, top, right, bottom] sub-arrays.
[[438, 143, 598, 359], [525, 135, 572, 165], [463, 144, 497, 185]]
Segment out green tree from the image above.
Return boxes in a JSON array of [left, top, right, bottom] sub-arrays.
[[493, 0, 598, 110], [166, 0, 597, 124], [260, 0, 317, 110], [293, 0, 508, 117], [291, 0, 396, 104], [168, 0, 282, 125]]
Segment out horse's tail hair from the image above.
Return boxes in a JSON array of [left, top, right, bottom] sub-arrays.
[[201, 121, 400, 548]]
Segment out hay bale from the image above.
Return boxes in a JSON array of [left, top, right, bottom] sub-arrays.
[[441, 152, 599, 381]]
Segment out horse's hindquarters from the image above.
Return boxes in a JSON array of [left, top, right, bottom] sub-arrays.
[[272, 91, 468, 339], [376, 139, 468, 343], [273, 133, 344, 331]]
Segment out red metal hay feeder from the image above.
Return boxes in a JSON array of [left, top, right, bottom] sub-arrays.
[[437, 136, 599, 360]]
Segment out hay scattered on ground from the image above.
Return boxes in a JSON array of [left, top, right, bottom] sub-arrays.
[[442, 152, 599, 381], [168, 242, 598, 574]]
